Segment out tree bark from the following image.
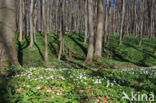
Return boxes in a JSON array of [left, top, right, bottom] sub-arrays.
[[104, 0, 109, 45], [19, 0, 23, 41], [119, 0, 126, 45], [29, 0, 34, 49], [94, 0, 104, 58], [33, 0, 38, 42], [58, 0, 65, 61], [0, 0, 19, 66], [85, 0, 94, 63], [42, 0, 48, 62], [84, 0, 88, 44], [139, 0, 144, 46]]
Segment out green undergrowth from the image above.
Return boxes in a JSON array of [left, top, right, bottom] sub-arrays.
[[16, 32, 156, 68], [0, 67, 156, 103]]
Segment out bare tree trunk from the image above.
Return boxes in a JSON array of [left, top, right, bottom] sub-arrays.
[[55, 1, 58, 35], [94, 0, 104, 58], [150, 0, 154, 40], [84, 0, 88, 44], [85, 0, 94, 63], [139, 0, 144, 46], [24, 0, 29, 37], [29, 0, 34, 49], [104, 0, 109, 44], [0, 0, 19, 66], [42, 0, 48, 62], [33, 0, 38, 42], [119, 0, 126, 45], [58, 0, 65, 61], [19, 0, 23, 41], [139, 20, 143, 46]]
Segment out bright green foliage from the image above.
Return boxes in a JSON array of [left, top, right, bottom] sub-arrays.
[[16, 32, 156, 68], [3, 32, 154, 102], [0, 67, 156, 102]]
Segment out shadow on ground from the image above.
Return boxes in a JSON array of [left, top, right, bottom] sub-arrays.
[[0, 74, 10, 103]]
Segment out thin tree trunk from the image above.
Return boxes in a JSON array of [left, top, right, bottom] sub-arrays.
[[58, 0, 65, 61], [139, 20, 143, 46], [19, 0, 23, 41], [119, 0, 126, 45], [84, 0, 88, 44], [29, 0, 34, 49], [33, 0, 38, 42], [104, 0, 109, 44], [94, 0, 104, 58], [42, 0, 48, 62], [139, 0, 144, 46], [55, 1, 58, 35], [85, 0, 94, 63], [150, 0, 154, 40]]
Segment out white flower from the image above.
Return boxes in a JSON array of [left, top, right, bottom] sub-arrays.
[[106, 80, 110, 87], [98, 79, 102, 84], [28, 75, 30, 79], [60, 76, 65, 80], [37, 86, 41, 90], [34, 78, 37, 80], [50, 76, 54, 79], [95, 79, 99, 84], [27, 85, 30, 88], [51, 96, 55, 99], [39, 76, 43, 79]]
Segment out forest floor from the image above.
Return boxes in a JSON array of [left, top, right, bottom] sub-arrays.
[[0, 66, 156, 102], [0, 32, 156, 103], [16, 31, 156, 68]]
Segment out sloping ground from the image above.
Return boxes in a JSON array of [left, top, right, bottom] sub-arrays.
[[0, 67, 156, 102], [1, 33, 154, 102], [104, 35, 156, 67], [16, 32, 156, 68]]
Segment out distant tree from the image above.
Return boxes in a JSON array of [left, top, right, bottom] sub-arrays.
[[139, 0, 144, 46], [29, 0, 34, 49], [42, 0, 48, 62], [84, 0, 88, 44], [85, 0, 94, 63], [104, 0, 110, 45], [24, 0, 29, 37], [0, 0, 19, 66], [119, 0, 126, 45], [94, 0, 104, 58], [19, 0, 23, 41], [33, 0, 38, 42], [58, 0, 65, 61]]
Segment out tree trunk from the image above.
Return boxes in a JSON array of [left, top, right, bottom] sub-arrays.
[[19, 0, 23, 41], [85, 0, 94, 63], [29, 0, 34, 49], [84, 0, 88, 44], [42, 0, 48, 62], [33, 0, 38, 42], [94, 0, 104, 58], [55, 1, 58, 35], [119, 0, 126, 45], [139, 0, 144, 46], [104, 0, 109, 45], [58, 0, 65, 61], [150, 0, 154, 40], [0, 0, 19, 66]]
